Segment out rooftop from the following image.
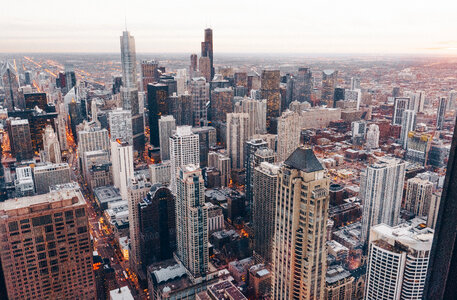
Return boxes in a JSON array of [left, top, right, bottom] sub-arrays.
[[284, 147, 324, 173]]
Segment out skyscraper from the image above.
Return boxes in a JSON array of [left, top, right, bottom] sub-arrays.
[[141, 60, 159, 92], [0, 187, 96, 299], [7, 118, 33, 161], [393, 97, 410, 125], [109, 108, 133, 146], [322, 70, 338, 107], [169, 126, 200, 194], [261, 70, 281, 134], [226, 112, 250, 169], [366, 219, 433, 300], [360, 156, 406, 243], [42, 125, 61, 164], [277, 110, 301, 162], [272, 148, 329, 300], [253, 162, 279, 263], [176, 165, 208, 279], [120, 30, 144, 153], [111, 140, 134, 200], [158, 115, 176, 161], [190, 54, 198, 77], [147, 83, 169, 147], [210, 87, 234, 122], [293, 67, 313, 103], [405, 177, 433, 217], [201, 28, 214, 80], [245, 139, 269, 213], [400, 109, 416, 149], [234, 97, 267, 137], [33, 163, 71, 194], [199, 56, 212, 83], [24, 92, 47, 110], [190, 77, 209, 127], [365, 124, 380, 149], [436, 96, 447, 130], [1, 61, 23, 111]]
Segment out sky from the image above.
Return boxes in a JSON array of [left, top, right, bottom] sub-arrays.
[[2, 0, 457, 54]]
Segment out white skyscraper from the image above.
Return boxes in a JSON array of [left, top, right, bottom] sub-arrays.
[[277, 110, 301, 162], [400, 109, 416, 149], [176, 164, 208, 280], [159, 115, 176, 161], [42, 125, 61, 164], [120, 31, 137, 90], [366, 218, 433, 300], [175, 68, 187, 95], [234, 97, 267, 137], [226, 112, 250, 169], [360, 156, 406, 242], [109, 108, 133, 145], [365, 124, 380, 149], [169, 126, 200, 194], [111, 140, 134, 200]]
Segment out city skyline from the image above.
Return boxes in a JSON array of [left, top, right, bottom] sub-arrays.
[[2, 0, 457, 54]]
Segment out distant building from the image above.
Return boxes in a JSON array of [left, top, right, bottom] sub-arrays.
[[277, 111, 301, 162], [191, 126, 216, 167], [234, 97, 267, 136], [190, 77, 210, 127], [207, 151, 231, 187], [393, 97, 410, 125], [365, 124, 380, 149], [322, 70, 338, 107], [141, 60, 159, 92], [436, 96, 447, 130], [400, 110, 416, 149], [210, 87, 234, 123], [261, 70, 281, 133], [405, 132, 432, 166]]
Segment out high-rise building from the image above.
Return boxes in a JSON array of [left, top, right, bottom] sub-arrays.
[[366, 218, 433, 300], [176, 165, 208, 280], [293, 67, 313, 103], [7, 118, 33, 161], [393, 97, 410, 125], [234, 97, 267, 137], [201, 28, 214, 80], [405, 91, 425, 113], [141, 60, 159, 92], [190, 54, 198, 77], [351, 120, 366, 145], [138, 184, 176, 278], [207, 151, 231, 187], [190, 77, 209, 127], [175, 69, 187, 95], [147, 83, 169, 147], [405, 177, 433, 217], [120, 30, 144, 153], [24, 92, 47, 110], [77, 127, 110, 155], [109, 108, 133, 145], [210, 87, 234, 122], [168, 92, 193, 126], [447, 90, 457, 111], [322, 70, 338, 107], [14, 166, 35, 197], [400, 109, 416, 149], [226, 113, 249, 170], [360, 156, 406, 243], [1, 61, 23, 111], [253, 162, 279, 263], [272, 148, 329, 300], [0, 187, 96, 299], [245, 139, 269, 210], [350, 77, 360, 90], [191, 126, 216, 167], [261, 70, 281, 134], [277, 111, 301, 162], [365, 124, 380, 149], [127, 174, 152, 279], [64, 64, 77, 92], [159, 115, 176, 161], [169, 126, 200, 194], [111, 140, 134, 200], [199, 56, 212, 83], [405, 132, 432, 166], [33, 163, 71, 194], [42, 125, 61, 164], [436, 96, 447, 130]]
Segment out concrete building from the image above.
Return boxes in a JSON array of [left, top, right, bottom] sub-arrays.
[[272, 148, 329, 299], [234, 97, 267, 137], [405, 132, 432, 166], [141, 60, 159, 92], [393, 97, 410, 125], [170, 126, 200, 194], [365, 124, 380, 150], [210, 87, 233, 123], [41, 125, 61, 164], [14, 166, 35, 197], [205, 202, 224, 233], [277, 110, 301, 162], [436, 96, 447, 130], [176, 165, 208, 279], [33, 163, 71, 194], [400, 110, 416, 149], [207, 151, 231, 187], [244, 139, 269, 212], [111, 140, 134, 200], [226, 113, 249, 170], [191, 126, 216, 167], [325, 265, 354, 300], [366, 218, 433, 300], [253, 162, 280, 263], [7, 118, 33, 161], [109, 109, 133, 146], [0, 187, 96, 299], [190, 77, 210, 127], [159, 115, 176, 161], [360, 156, 406, 243], [300, 107, 342, 129], [77, 126, 110, 155], [405, 177, 433, 217], [149, 160, 172, 185]]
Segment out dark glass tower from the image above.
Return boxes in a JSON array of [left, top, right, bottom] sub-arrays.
[[201, 28, 214, 80], [147, 83, 168, 147]]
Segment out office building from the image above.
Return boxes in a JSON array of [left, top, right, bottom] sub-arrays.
[[147, 83, 169, 147], [159, 115, 176, 161], [175, 69, 187, 95], [436, 96, 447, 130], [1, 61, 23, 110], [190, 54, 198, 77], [366, 219, 433, 300], [207, 151, 231, 187], [169, 126, 200, 194], [0, 187, 96, 299], [77, 126, 110, 155], [360, 156, 406, 243], [324, 266, 354, 300], [14, 166, 34, 197], [41, 125, 61, 164], [226, 113, 249, 169], [199, 56, 211, 83], [272, 148, 329, 299], [111, 140, 134, 200], [168, 92, 193, 126], [109, 109, 133, 146], [405, 132, 432, 166], [447, 90, 456, 110], [365, 124, 379, 149], [244, 139, 269, 211], [190, 77, 209, 127], [393, 97, 410, 125], [141, 60, 159, 92], [191, 126, 216, 167], [149, 161, 171, 185], [201, 28, 214, 79], [128, 174, 152, 278], [400, 109, 416, 149], [293, 67, 313, 103], [137, 184, 176, 279], [350, 77, 360, 90], [176, 165, 208, 279], [277, 110, 301, 162], [322, 70, 338, 107], [253, 162, 279, 263], [234, 97, 267, 136], [261, 70, 281, 133], [351, 121, 366, 145], [33, 163, 71, 194], [24, 92, 47, 110], [405, 177, 433, 217], [210, 87, 234, 122], [7, 118, 33, 161]]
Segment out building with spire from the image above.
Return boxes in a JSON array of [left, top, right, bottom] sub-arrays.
[[1, 61, 23, 111]]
